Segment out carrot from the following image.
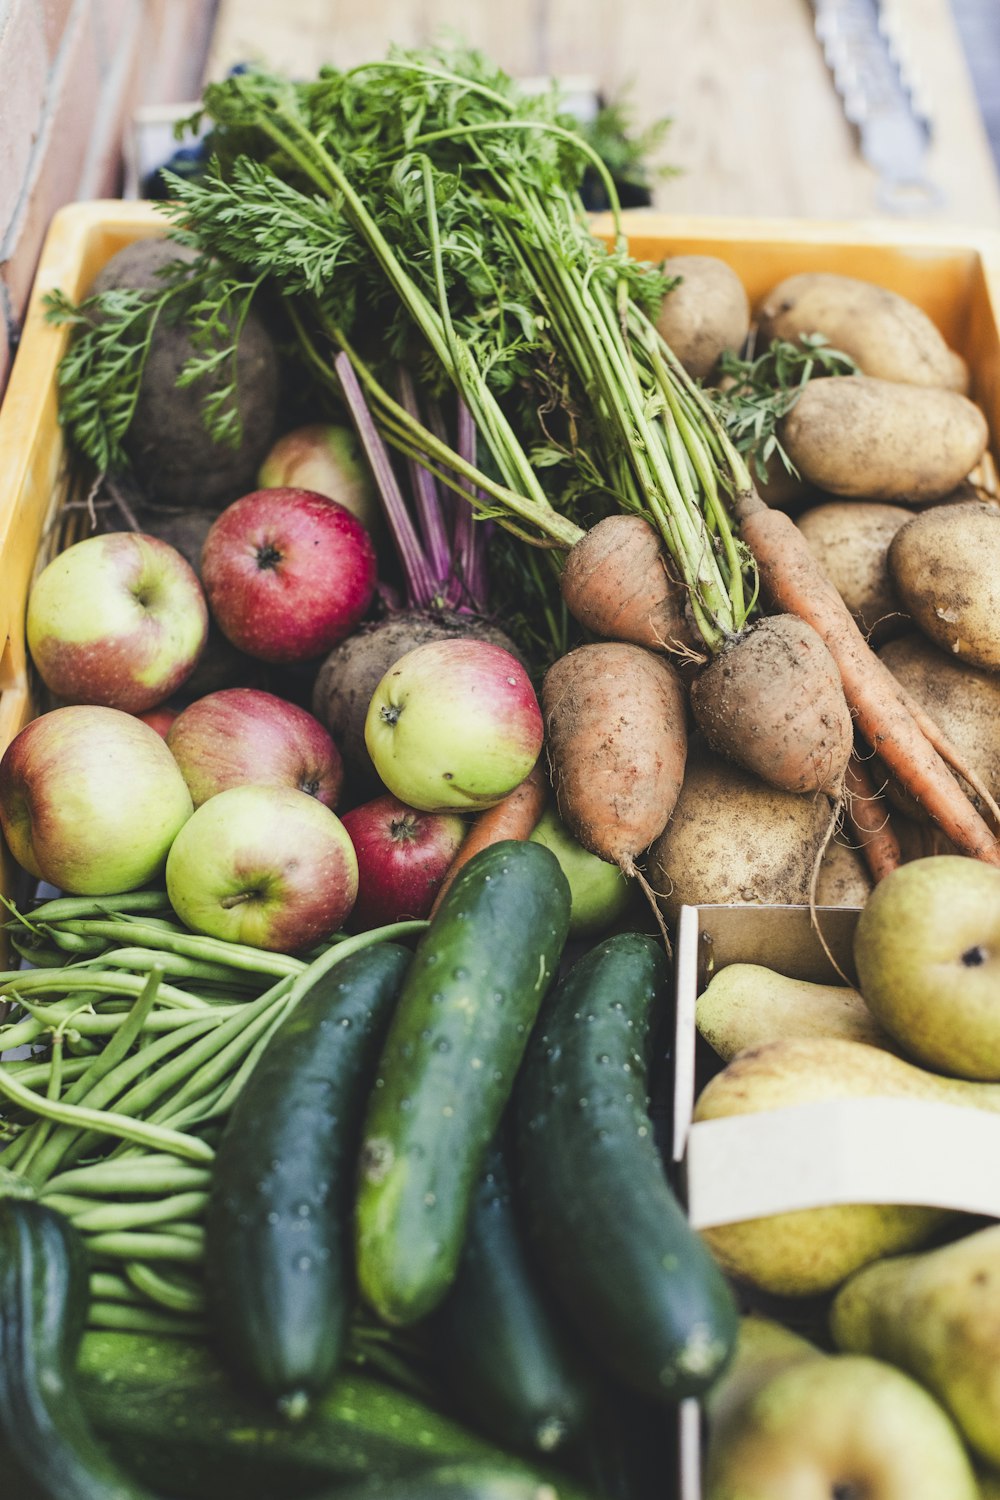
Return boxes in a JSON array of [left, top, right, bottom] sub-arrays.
[[428, 762, 548, 918], [541, 642, 688, 877], [735, 496, 1000, 865], [844, 754, 903, 884], [689, 613, 853, 796], [559, 514, 697, 656]]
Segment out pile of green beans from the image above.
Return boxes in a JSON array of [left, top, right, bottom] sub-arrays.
[[0, 889, 425, 1338]]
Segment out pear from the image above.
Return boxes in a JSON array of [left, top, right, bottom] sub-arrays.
[[705, 1314, 977, 1500], [854, 855, 1000, 1080], [831, 1223, 1000, 1467], [692, 1036, 1000, 1296], [696, 963, 893, 1061]]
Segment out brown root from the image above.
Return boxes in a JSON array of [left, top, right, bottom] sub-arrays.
[[559, 514, 699, 655]]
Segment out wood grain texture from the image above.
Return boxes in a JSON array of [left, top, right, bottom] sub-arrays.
[[207, 0, 1000, 225]]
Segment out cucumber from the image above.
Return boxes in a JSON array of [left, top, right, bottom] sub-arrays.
[[205, 941, 411, 1416], [355, 840, 571, 1326], [78, 1332, 594, 1500], [427, 1137, 592, 1455], [0, 1196, 157, 1500], [513, 931, 739, 1401], [315, 1460, 574, 1499]]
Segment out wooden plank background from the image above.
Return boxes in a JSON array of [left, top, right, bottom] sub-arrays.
[[208, 0, 1000, 226]]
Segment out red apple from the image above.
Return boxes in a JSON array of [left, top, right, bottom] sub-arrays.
[[26, 532, 208, 712], [364, 639, 544, 811], [165, 784, 358, 952], [340, 794, 466, 930], [200, 488, 376, 664], [166, 688, 343, 808], [137, 706, 180, 739], [258, 424, 383, 541], [0, 705, 193, 893]]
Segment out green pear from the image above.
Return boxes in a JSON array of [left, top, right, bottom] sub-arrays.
[[854, 855, 1000, 1080], [696, 963, 893, 1061], [693, 1036, 1000, 1296], [831, 1223, 1000, 1467], [703, 1313, 819, 1433], [705, 1318, 978, 1500], [529, 803, 631, 937]]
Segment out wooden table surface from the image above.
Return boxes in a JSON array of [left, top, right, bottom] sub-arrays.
[[208, 0, 1000, 228]]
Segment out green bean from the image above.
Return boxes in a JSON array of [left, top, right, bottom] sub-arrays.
[[0, 1066, 214, 1170], [86, 1229, 205, 1262], [1, 969, 214, 1010], [41, 1157, 212, 1199], [23, 890, 173, 924], [78, 947, 263, 986], [125, 1261, 206, 1315], [36, 926, 108, 955], [5, 1056, 91, 1088], [90, 1271, 146, 1305], [72, 1190, 208, 1233], [50, 919, 306, 978], [0, 1015, 44, 1051], [43, 1192, 111, 1219], [87, 1301, 205, 1337]]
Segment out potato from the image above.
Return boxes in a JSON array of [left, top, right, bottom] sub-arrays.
[[89, 240, 280, 508], [815, 838, 872, 908], [778, 376, 989, 504], [888, 502, 1000, 669], [878, 631, 1000, 819], [756, 271, 969, 392], [654, 255, 750, 380], [647, 742, 833, 924], [795, 500, 912, 641]]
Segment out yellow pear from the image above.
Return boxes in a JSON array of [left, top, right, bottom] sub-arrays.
[[692, 1036, 1000, 1296], [831, 1223, 1000, 1468], [704, 1315, 978, 1500], [696, 963, 892, 1061]]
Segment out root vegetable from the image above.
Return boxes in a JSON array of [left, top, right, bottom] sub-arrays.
[[689, 613, 853, 796], [736, 497, 1000, 865], [541, 643, 687, 876], [647, 745, 834, 924], [888, 502, 1000, 670], [778, 376, 989, 504], [756, 271, 969, 392], [428, 764, 547, 918], [795, 501, 912, 642], [559, 514, 696, 653], [654, 254, 751, 381]]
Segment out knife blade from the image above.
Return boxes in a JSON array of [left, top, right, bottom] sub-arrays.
[[809, 0, 943, 213]]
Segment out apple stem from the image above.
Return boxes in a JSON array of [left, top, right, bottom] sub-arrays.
[[219, 891, 258, 910]]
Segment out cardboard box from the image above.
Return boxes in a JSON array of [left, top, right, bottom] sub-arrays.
[[673, 902, 1000, 1497]]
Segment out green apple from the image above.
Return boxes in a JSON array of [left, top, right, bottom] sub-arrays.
[[853, 855, 1000, 1079], [706, 1322, 978, 1500], [165, 785, 358, 952], [364, 639, 543, 812], [529, 804, 631, 937], [26, 531, 208, 712], [0, 705, 193, 894]]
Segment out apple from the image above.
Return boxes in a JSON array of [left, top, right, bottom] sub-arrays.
[[166, 688, 343, 808], [340, 794, 466, 930], [165, 784, 358, 952], [200, 488, 376, 664], [365, 639, 544, 812], [0, 705, 193, 894], [853, 854, 1000, 1080], [26, 532, 208, 713], [258, 424, 383, 541], [136, 706, 180, 739], [529, 804, 631, 937]]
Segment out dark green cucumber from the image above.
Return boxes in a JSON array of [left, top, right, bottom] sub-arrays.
[[0, 1196, 159, 1500], [514, 931, 738, 1401], [78, 1332, 593, 1500], [205, 941, 411, 1416], [428, 1137, 592, 1455], [315, 1460, 578, 1499], [355, 840, 571, 1326]]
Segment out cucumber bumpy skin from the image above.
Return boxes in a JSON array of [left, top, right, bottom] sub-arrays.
[[0, 1196, 160, 1500], [205, 941, 412, 1418], [514, 931, 739, 1402], [355, 840, 572, 1327]]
